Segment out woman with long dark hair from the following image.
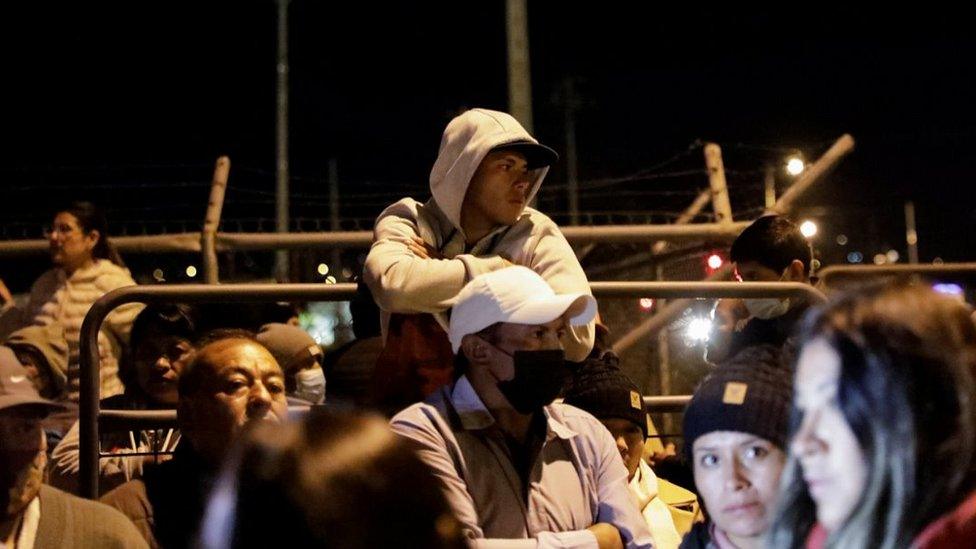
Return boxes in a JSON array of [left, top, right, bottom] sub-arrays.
[[768, 281, 976, 548], [0, 201, 142, 402]]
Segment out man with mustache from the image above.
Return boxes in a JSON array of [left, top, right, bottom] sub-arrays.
[[0, 346, 146, 548], [101, 330, 289, 548]]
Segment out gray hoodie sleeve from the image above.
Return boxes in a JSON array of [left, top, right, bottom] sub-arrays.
[[364, 200, 508, 314], [519, 217, 596, 362]]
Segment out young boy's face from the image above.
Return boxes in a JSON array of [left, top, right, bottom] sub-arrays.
[[600, 417, 644, 481], [461, 150, 535, 229], [134, 332, 194, 406]]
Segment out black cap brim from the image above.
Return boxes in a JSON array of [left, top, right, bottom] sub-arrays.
[[492, 140, 559, 170]]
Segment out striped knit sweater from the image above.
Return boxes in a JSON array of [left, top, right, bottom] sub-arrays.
[[3, 259, 143, 401]]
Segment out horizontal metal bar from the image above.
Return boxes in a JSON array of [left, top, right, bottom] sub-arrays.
[[643, 395, 691, 414], [218, 224, 749, 250], [98, 451, 175, 459], [93, 283, 359, 305], [100, 401, 689, 433], [216, 231, 372, 250], [819, 263, 976, 286], [0, 232, 202, 256], [2, 222, 750, 257], [99, 405, 312, 433], [590, 281, 827, 303], [99, 410, 179, 432], [559, 222, 750, 245]]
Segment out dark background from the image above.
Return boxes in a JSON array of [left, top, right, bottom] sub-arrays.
[[3, 3, 974, 287]]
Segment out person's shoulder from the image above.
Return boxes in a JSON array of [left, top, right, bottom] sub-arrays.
[[678, 521, 711, 549], [390, 389, 462, 443], [548, 402, 608, 435], [54, 486, 132, 519], [90, 260, 136, 291], [513, 207, 561, 232], [30, 268, 63, 293], [34, 268, 62, 283], [391, 399, 442, 426], [494, 208, 566, 255], [99, 477, 151, 519], [376, 197, 425, 221], [40, 485, 148, 545], [551, 401, 598, 419], [915, 489, 976, 548]]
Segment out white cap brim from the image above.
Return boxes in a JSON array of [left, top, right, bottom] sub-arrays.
[[506, 293, 597, 328]]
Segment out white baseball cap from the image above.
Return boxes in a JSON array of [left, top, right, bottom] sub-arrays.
[[448, 266, 597, 353]]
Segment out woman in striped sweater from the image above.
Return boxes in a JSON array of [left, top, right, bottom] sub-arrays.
[[1, 201, 142, 402]]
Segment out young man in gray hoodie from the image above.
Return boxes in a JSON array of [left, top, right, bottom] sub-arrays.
[[365, 108, 595, 365]]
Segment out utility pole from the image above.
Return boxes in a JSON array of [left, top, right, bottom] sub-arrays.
[[764, 165, 776, 209], [563, 78, 580, 225], [505, 0, 533, 132], [703, 143, 733, 224], [905, 201, 919, 264], [274, 0, 291, 281], [329, 158, 341, 277]]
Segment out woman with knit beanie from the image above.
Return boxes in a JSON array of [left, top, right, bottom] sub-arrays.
[[680, 345, 793, 549]]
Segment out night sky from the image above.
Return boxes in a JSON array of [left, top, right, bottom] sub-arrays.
[[4, 4, 976, 288]]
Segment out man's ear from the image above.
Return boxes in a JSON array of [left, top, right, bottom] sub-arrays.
[[460, 334, 490, 365], [786, 259, 807, 282]]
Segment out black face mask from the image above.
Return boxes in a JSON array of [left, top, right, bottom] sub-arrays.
[[496, 349, 569, 414]]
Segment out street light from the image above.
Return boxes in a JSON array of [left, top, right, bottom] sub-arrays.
[[685, 317, 712, 344], [799, 220, 818, 238], [706, 254, 724, 270], [786, 157, 805, 176]]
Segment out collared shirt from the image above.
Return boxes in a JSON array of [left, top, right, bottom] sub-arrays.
[[391, 376, 654, 549], [4, 497, 40, 548]]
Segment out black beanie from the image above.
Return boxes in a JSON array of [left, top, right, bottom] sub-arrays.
[[563, 354, 648, 438], [683, 345, 793, 451]]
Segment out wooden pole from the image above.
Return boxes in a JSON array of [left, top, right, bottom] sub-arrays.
[[704, 143, 733, 225], [201, 156, 230, 285]]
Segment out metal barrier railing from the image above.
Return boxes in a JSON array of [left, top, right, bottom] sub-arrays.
[[589, 281, 825, 302], [79, 280, 825, 498], [79, 283, 358, 498], [818, 262, 976, 288], [0, 222, 751, 257], [642, 395, 691, 414]]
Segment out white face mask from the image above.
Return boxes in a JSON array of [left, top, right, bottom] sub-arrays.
[[743, 297, 792, 320], [743, 267, 793, 320], [294, 367, 326, 404]]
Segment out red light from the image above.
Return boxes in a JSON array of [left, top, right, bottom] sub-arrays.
[[639, 298, 654, 310], [707, 254, 724, 270]]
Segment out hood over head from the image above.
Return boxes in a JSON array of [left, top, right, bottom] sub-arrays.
[[429, 108, 557, 235]]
